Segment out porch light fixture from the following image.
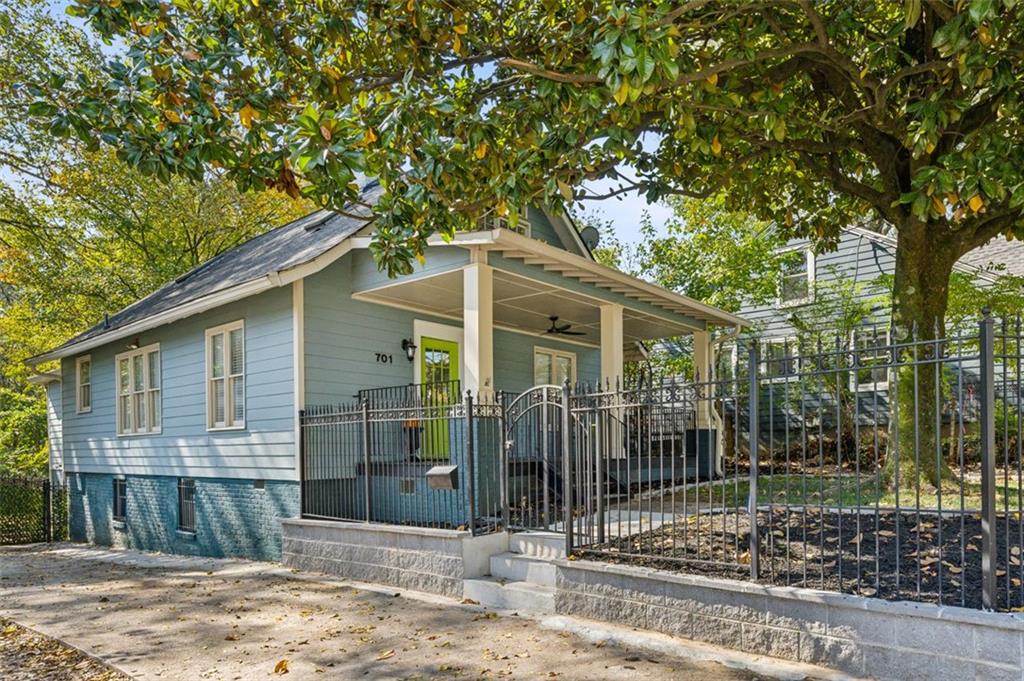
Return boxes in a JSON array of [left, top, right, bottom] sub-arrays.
[[401, 338, 417, 362]]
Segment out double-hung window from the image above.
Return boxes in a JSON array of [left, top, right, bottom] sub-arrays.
[[206, 321, 245, 430], [851, 327, 890, 390], [762, 338, 799, 381], [533, 347, 576, 386], [115, 344, 161, 435], [75, 356, 92, 413], [778, 247, 815, 306]]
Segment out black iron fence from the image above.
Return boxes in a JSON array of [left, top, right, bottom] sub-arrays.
[[299, 313, 1024, 612], [571, 313, 1024, 612], [300, 386, 505, 534], [0, 475, 67, 545]]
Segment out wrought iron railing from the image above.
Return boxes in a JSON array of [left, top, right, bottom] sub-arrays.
[[300, 387, 504, 534], [356, 380, 461, 406], [570, 312, 1024, 612]]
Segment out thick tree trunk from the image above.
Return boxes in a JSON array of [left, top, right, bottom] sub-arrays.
[[883, 218, 960, 490]]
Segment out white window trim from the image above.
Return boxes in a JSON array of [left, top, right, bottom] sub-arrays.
[[114, 343, 162, 436], [533, 345, 577, 386], [75, 355, 92, 414], [761, 337, 800, 384], [849, 327, 891, 392], [777, 246, 815, 307], [205, 320, 246, 432]]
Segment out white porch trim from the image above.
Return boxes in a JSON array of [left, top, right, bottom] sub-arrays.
[[292, 279, 305, 473], [463, 262, 494, 394], [600, 304, 624, 386]]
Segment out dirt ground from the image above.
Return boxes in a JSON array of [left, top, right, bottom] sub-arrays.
[[1, 617, 129, 681], [590, 507, 1023, 611], [0, 544, 808, 681]]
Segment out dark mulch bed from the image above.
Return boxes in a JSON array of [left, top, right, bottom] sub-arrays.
[[582, 507, 1024, 611], [0, 619, 130, 681]]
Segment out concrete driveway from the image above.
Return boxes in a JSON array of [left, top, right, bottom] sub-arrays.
[[0, 544, 823, 680]]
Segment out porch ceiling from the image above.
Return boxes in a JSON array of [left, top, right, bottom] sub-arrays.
[[352, 267, 696, 345]]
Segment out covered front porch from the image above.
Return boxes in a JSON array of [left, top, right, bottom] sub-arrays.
[[299, 228, 746, 533], [347, 228, 744, 394]]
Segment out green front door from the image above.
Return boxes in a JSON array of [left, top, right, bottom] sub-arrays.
[[420, 336, 459, 459]]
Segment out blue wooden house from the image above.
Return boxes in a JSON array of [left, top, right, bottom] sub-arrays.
[[28, 182, 744, 561]]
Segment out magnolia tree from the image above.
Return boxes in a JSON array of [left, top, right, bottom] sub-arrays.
[[29, 0, 1024, 484]]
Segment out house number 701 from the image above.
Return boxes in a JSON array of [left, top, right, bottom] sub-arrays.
[[375, 353, 393, 364]]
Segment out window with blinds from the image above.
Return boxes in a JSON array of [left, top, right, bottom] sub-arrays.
[[206, 320, 245, 430], [115, 344, 161, 435]]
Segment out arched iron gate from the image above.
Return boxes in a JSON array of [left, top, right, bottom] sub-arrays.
[[503, 385, 567, 531]]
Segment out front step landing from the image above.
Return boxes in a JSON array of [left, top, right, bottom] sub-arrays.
[[462, 577, 556, 614], [489, 552, 557, 587], [509, 532, 566, 560]]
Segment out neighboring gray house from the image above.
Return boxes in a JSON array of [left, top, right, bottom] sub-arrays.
[[28, 182, 744, 561], [736, 225, 1024, 378]]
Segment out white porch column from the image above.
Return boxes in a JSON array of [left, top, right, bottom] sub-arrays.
[[463, 261, 494, 395], [600, 303, 624, 387], [692, 330, 712, 428]]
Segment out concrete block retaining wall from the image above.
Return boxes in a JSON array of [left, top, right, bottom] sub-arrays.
[[555, 559, 1024, 680], [281, 518, 507, 598]]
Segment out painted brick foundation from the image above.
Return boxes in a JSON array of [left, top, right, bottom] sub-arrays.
[[68, 472, 299, 561]]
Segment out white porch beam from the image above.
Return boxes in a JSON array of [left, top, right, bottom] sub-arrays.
[[463, 263, 495, 395], [600, 303, 624, 387]]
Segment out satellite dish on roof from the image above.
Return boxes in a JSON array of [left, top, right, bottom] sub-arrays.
[[579, 225, 600, 251]]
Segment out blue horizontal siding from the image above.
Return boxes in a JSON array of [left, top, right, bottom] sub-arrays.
[[304, 254, 601, 404], [61, 285, 296, 481], [740, 231, 894, 339]]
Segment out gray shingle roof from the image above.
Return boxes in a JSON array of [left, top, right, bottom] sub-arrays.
[[958, 236, 1024, 278], [38, 184, 380, 360]]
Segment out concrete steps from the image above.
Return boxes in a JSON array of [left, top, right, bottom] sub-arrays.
[[509, 531, 566, 560], [462, 577, 556, 613], [461, 532, 566, 614], [489, 551, 557, 586]]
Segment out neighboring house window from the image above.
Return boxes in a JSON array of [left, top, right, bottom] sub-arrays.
[[76, 356, 92, 413], [778, 247, 815, 305], [112, 479, 127, 522], [206, 320, 245, 430], [852, 327, 890, 390], [715, 342, 738, 381], [479, 206, 531, 237], [177, 478, 196, 532], [534, 347, 576, 385], [762, 338, 799, 381], [115, 344, 161, 435]]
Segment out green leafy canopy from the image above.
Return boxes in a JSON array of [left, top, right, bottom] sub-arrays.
[[27, 1, 1024, 313]]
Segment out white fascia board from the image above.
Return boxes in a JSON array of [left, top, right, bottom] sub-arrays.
[[489, 230, 751, 328], [28, 240, 353, 366]]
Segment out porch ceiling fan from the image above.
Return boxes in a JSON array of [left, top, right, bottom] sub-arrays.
[[544, 316, 586, 336]]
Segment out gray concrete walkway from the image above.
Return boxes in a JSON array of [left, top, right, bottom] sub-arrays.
[[0, 544, 820, 680]]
